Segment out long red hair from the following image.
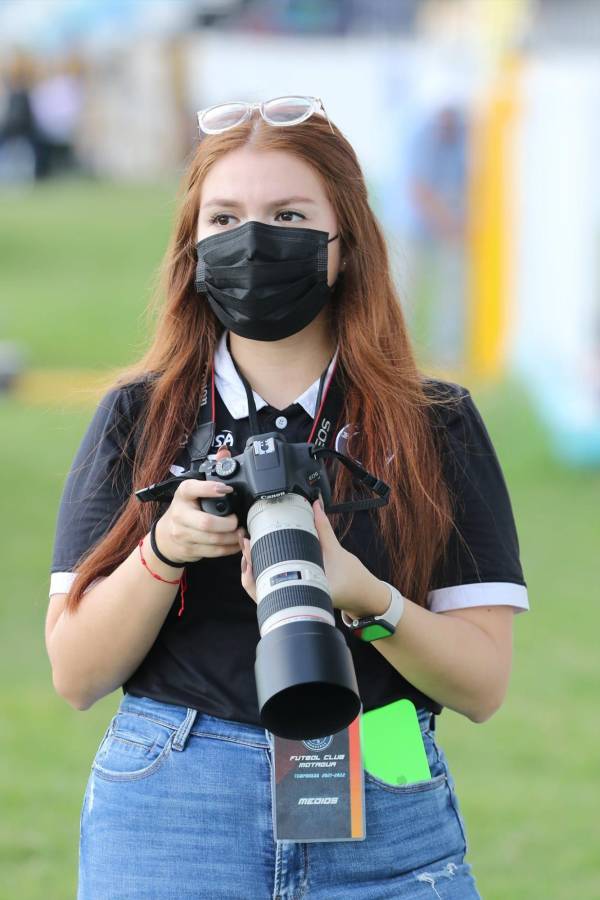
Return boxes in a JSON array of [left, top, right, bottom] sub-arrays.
[[65, 113, 453, 614]]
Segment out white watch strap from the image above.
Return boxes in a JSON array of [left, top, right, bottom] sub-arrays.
[[340, 582, 405, 628]]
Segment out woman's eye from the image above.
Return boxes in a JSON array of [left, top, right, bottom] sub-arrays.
[[209, 213, 236, 226], [208, 210, 305, 226], [275, 210, 305, 223]]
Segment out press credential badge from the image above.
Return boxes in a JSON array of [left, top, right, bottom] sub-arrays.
[[271, 714, 365, 842]]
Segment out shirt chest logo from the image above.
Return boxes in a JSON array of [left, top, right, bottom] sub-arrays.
[[212, 429, 234, 451]]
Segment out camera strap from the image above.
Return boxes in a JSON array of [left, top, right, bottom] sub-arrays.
[[187, 337, 346, 466], [311, 447, 390, 512], [227, 334, 340, 449], [185, 336, 390, 514]]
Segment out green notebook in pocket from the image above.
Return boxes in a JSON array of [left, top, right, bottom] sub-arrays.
[[361, 699, 432, 785]]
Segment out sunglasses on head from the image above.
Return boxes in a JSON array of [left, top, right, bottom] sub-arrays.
[[196, 95, 334, 136]]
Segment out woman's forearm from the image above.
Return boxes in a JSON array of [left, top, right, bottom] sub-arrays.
[[48, 535, 184, 710], [345, 576, 511, 723]]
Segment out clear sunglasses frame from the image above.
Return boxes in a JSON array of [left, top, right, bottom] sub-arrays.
[[196, 95, 335, 136]]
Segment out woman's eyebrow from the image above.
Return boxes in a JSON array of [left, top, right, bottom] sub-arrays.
[[201, 196, 318, 209]]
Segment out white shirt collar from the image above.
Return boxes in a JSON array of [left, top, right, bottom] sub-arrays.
[[213, 330, 339, 420]]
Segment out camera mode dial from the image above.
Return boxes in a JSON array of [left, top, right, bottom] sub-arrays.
[[215, 457, 238, 478]]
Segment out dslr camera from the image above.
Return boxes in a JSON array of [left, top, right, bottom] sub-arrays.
[[137, 430, 389, 740]]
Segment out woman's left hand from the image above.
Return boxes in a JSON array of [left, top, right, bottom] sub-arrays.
[[239, 497, 385, 620]]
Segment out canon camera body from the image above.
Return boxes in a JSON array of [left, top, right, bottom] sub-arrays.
[[137, 431, 333, 523]]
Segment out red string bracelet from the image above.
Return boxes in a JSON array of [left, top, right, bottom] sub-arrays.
[[138, 539, 188, 618]]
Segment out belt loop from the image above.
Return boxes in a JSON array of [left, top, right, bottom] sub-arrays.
[[172, 707, 198, 751], [429, 713, 436, 732]]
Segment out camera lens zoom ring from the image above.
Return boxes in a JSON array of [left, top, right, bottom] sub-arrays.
[[251, 528, 322, 577], [257, 585, 333, 631]]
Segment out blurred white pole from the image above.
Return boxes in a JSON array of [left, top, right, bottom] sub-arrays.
[[512, 55, 600, 464]]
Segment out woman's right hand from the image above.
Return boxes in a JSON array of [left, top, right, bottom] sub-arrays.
[[153, 448, 245, 564]]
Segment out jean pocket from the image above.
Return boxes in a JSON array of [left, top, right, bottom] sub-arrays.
[[364, 769, 448, 794], [363, 727, 447, 794], [92, 712, 176, 783]]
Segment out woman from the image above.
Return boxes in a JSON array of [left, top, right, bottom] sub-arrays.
[[46, 97, 529, 899]]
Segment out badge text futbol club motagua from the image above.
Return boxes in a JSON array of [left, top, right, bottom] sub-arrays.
[[272, 714, 365, 842]]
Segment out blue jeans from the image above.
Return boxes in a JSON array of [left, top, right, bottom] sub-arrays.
[[78, 693, 481, 899]]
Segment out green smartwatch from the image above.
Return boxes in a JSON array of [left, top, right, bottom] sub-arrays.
[[340, 582, 405, 642]]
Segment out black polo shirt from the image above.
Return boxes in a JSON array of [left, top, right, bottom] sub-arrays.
[[50, 346, 528, 722]]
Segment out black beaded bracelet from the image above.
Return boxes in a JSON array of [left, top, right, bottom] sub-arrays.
[[150, 520, 186, 568]]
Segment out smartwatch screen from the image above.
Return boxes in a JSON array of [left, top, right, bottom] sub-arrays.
[[355, 621, 395, 642]]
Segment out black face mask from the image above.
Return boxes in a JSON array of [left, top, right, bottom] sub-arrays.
[[195, 220, 339, 341]]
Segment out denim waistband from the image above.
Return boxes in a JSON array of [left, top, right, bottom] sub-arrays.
[[118, 693, 436, 750], [119, 693, 272, 748]]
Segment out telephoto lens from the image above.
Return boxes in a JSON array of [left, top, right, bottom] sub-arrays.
[[249, 493, 361, 740]]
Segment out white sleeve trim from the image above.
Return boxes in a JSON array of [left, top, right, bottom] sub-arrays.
[[49, 572, 106, 597], [428, 582, 529, 614]]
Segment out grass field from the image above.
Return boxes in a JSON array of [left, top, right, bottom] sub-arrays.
[[1, 179, 599, 898]]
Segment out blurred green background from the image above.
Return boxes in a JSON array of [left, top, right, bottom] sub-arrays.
[[1, 179, 598, 899]]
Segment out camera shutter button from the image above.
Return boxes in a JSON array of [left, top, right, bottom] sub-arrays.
[[215, 458, 238, 478]]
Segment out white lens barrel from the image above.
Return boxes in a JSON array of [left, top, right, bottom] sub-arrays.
[[247, 493, 316, 540], [260, 606, 336, 636], [256, 560, 334, 632], [247, 494, 334, 637], [256, 559, 330, 600]]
